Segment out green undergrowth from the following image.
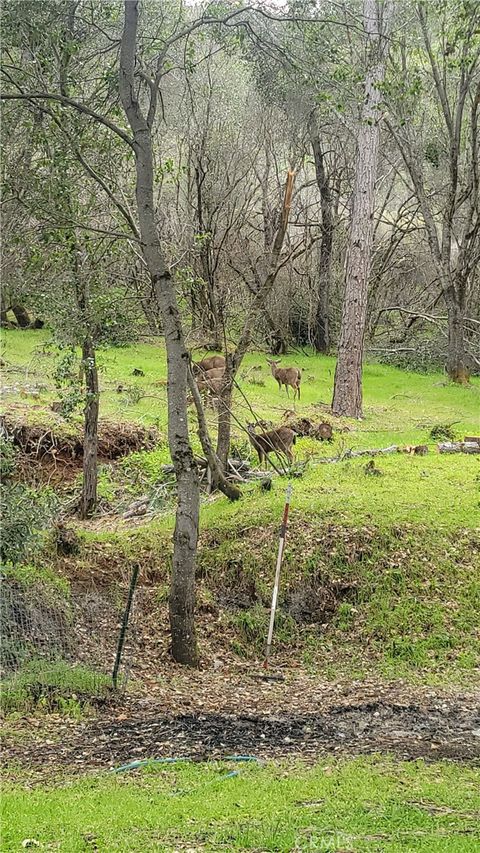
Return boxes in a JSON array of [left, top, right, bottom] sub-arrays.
[[203, 522, 480, 681], [1, 561, 70, 596], [43, 518, 480, 683], [0, 660, 111, 716], [3, 757, 480, 851], [3, 330, 480, 683]]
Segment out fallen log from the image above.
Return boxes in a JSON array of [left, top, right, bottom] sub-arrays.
[[438, 442, 480, 454], [464, 436, 480, 446], [318, 445, 399, 464]]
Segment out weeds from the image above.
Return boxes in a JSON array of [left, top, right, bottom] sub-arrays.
[[0, 660, 111, 715]]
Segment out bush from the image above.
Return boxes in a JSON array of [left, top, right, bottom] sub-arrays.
[[0, 435, 16, 480], [0, 483, 57, 564]]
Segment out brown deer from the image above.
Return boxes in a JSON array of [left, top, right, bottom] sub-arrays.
[[192, 354, 225, 375], [266, 359, 301, 401], [196, 367, 226, 402], [246, 422, 296, 465]]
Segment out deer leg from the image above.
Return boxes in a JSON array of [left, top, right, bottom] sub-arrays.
[[285, 383, 290, 397]]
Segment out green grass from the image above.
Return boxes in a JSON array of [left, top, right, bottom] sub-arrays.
[[2, 329, 479, 681], [3, 757, 480, 851], [0, 660, 111, 715], [2, 327, 479, 441], [4, 328, 478, 527]]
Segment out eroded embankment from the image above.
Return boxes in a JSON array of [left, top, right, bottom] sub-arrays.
[[8, 520, 479, 682]]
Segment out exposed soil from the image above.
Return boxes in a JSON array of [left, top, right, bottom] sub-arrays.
[[1, 407, 160, 461], [3, 676, 479, 781]]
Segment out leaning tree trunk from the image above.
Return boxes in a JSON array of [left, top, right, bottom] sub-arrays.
[[215, 170, 296, 472], [194, 164, 222, 349], [11, 304, 32, 328], [81, 335, 99, 519], [332, 0, 392, 417], [215, 363, 235, 473], [119, 0, 199, 666]]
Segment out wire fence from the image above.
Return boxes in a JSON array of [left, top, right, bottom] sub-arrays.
[[1, 565, 140, 710]]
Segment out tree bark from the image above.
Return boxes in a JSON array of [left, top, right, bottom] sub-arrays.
[[186, 365, 241, 501], [445, 295, 469, 383], [119, 0, 199, 666], [310, 130, 333, 353], [194, 163, 222, 348], [214, 360, 235, 472], [11, 304, 32, 328], [332, 0, 392, 417], [215, 170, 296, 470], [81, 335, 99, 519]]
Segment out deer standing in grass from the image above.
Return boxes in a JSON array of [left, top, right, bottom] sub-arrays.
[[267, 359, 302, 401], [246, 422, 296, 465]]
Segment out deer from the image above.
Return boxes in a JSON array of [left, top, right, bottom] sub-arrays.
[[246, 422, 296, 465], [192, 354, 225, 376], [195, 367, 226, 404], [266, 359, 301, 401]]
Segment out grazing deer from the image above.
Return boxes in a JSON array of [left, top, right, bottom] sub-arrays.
[[246, 422, 296, 465], [192, 354, 225, 375], [266, 359, 301, 401]]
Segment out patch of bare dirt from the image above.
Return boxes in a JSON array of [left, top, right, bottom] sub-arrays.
[[3, 677, 479, 781], [1, 407, 159, 461]]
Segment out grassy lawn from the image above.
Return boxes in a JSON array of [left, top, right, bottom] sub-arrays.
[[2, 328, 479, 530], [3, 757, 480, 851], [2, 328, 479, 443]]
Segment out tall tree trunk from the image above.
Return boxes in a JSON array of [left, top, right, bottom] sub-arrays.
[[194, 164, 221, 348], [310, 131, 333, 353], [215, 363, 234, 472], [313, 241, 332, 353], [58, 1, 100, 517], [445, 291, 469, 383], [81, 335, 99, 519], [119, 0, 199, 666], [332, 0, 392, 417]]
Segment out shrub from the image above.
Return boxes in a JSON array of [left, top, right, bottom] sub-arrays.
[[0, 435, 16, 480], [0, 483, 58, 565]]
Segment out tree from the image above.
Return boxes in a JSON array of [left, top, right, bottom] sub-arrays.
[[332, 0, 393, 417], [309, 119, 335, 353], [117, 0, 202, 665], [386, 0, 480, 383]]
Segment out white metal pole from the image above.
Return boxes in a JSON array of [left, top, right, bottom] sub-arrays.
[[264, 483, 292, 666]]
